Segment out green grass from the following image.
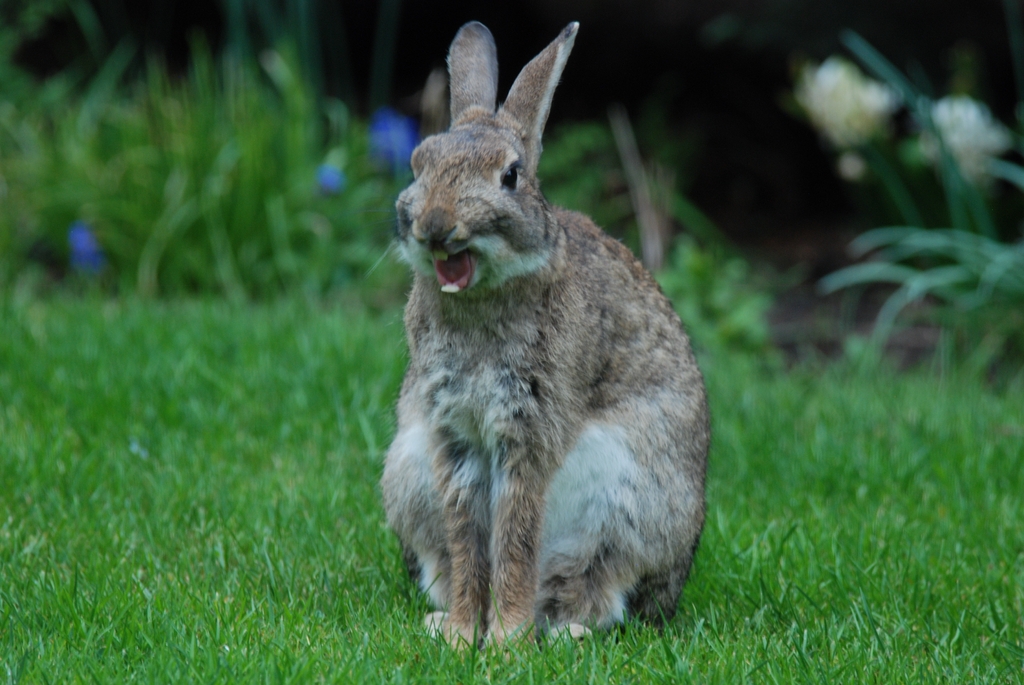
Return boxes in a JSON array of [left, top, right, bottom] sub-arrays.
[[1, 299, 1022, 683]]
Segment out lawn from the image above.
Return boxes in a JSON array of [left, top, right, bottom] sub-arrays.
[[1, 299, 1022, 683]]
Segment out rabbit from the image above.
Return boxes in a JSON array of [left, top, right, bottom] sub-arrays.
[[380, 21, 709, 648]]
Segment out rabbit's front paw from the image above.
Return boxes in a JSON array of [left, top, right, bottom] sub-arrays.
[[485, 617, 534, 647], [423, 611, 449, 635], [425, 611, 476, 649], [546, 622, 591, 643]]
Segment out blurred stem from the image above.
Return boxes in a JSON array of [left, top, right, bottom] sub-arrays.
[[938, 150, 971, 232], [369, 0, 402, 111], [138, 170, 200, 298], [321, 1, 355, 105], [223, 0, 250, 60], [1003, 0, 1024, 124], [67, 0, 108, 62], [861, 142, 924, 227], [845, 30, 994, 236], [963, 180, 997, 239], [206, 218, 247, 302], [291, 0, 324, 102], [77, 39, 136, 136], [609, 104, 668, 271], [266, 195, 297, 292], [841, 31, 919, 109]]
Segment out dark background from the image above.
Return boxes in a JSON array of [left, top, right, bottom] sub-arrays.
[[10, 0, 1018, 265]]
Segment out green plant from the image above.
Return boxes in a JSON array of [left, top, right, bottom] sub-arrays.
[[839, 31, 1014, 237], [0, 0, 67, 96], [820, 227, 1024, 340], [808, 21, 1024, 351], [1, 0, 378, 109], [538, 121, 635, 243], [541, 113, 718, 249], [541, 118, 769, 357], [657, 236, 774, 356], [221, 0, 405, 109], [0, 42, 404, 299], [220, 0, 360, 105]]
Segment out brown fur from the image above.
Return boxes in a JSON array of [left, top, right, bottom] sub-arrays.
[[380, 22, 709, 648]]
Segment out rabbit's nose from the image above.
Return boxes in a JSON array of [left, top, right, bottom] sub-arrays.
[[414, 207, 456, 244]]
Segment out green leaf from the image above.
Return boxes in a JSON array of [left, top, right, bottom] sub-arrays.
[[987, 158, 1024, 192], [841, 31, 918, 110], [871, 265, 974, 339], [848, 227, 920, 257], [818, 262, 921, 294]]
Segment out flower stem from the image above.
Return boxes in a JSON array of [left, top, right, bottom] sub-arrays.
[[861, 142, 924, 227]]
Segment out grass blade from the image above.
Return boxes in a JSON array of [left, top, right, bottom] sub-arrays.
[[77, 38, 136, 136]]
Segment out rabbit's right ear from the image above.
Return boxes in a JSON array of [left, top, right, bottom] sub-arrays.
[[448, 22, 499, 125], [499, 23, 578, 175]]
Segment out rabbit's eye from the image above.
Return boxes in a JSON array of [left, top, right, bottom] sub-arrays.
[[501, 165, 519, 190]]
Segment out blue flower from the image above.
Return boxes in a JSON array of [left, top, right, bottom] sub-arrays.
[[369, 107, 420, 172], [68, 221, 105, 273], [316, 164, 347, 195]]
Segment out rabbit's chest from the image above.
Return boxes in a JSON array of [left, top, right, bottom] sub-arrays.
[[420, 353, 534, 454]]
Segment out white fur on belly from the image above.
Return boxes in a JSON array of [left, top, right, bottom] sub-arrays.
[[385, 422, 435, 513], [540, 424, 639, 626], [540, 424, 638, 566], [417, 550, 448, 609], [388, 422, 431, 469], [385, 423, 449, 608]]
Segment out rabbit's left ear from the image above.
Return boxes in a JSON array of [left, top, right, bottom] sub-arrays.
[[500, 23, 578, 174]]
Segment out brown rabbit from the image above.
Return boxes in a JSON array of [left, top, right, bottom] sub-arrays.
[[380, 21, 709, 647]]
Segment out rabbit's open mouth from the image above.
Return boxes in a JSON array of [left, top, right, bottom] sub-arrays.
[[433, 249, 477, 293]]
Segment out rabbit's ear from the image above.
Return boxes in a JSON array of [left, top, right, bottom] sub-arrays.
[[501, 23, 578, 174], [448, 22, 499, 124]]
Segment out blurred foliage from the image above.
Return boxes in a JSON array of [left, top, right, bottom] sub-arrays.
[[0, 0, 65, 99], [539, 121, 634, 243], [541, 117, 773, 357], [786, 53, 1024, 238], [0, 41, 405, 300], [1, 11, 773, 358], [822, 227, 1024, 317], [220, 0, 401, 110], [220, 0, 358, 105], [809, 23, 1024, 360], [0, 0, 397, 112], [658, 236, 774, 357], [540, 102, 705, 247]]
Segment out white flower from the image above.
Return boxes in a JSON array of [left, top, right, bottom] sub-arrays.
[[836, 151, 867, 181], [795, 57, 899, 148], [921, 95, 1012, 183]]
